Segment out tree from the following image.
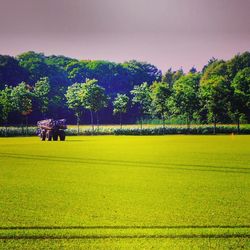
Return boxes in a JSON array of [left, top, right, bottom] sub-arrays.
[[227, 52, 250, 81], [150, 81, 172, 128], [34, 77, 50, 117], [162, 68, 184, 88], [65, 83, 84, 134], [82, 79, 108, 133], [0, 86, 14, 135], [18, 51, 70, 119], [189, 66, 197, 74], [17, 51, 49, 84], [171, 73, 201, 129], [12, 82, 33, 134], [200, 75, 230, 134], [202, 57, 217, 73], [130, 82, 152, 131], [113, 94, 129, 129], [229, 67, 250, 132], [0, 55, 28, 89], [123, 60, 162, 87]]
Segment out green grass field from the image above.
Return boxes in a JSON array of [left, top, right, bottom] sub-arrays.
[[0, 135, 249, 249]]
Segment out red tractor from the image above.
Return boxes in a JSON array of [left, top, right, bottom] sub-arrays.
[[37, 119, 67, 141]]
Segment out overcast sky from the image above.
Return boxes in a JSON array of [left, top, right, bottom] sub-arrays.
[[0, 0, 249, 72]]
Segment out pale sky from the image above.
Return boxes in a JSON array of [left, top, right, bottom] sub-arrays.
[[0, 0, 249, 72]]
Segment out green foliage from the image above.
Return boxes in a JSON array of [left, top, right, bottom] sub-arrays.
[[171, 73, 201, 127], [65, 82, 85, 133], [0, 86, 13, 123], [11, 82, 33, 116], [81, 79, 109, 131], [228, 67, 250, 132], [82, 79, 109, 112], [1, 125, 250, 137], [227, 51, 250, 81], [201, 60, 228, 84], [0, 55, 28, 89], [162, 68, 184, 88], [131, 82, 151, 115], [231, 67, 250, 111], [65, 83, 84, 117], [113, 94, 129, 115], [33, 77, 50, 115], [131, 82, 152, 130], [113, 93, 129, 128], [150, 81, 172, 126], [114, 126, 250, 135], [17, 52, 49, 84], [0, 51, 250, 126], [200, 75, 230, 125]]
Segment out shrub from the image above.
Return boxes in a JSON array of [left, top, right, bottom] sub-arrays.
[[0, 125, 249, 137]]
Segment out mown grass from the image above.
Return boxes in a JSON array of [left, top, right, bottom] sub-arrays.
[[0, 135, 249, 249]]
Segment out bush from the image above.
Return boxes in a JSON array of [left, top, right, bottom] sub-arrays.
[[113, 126, 250, 135], [0, 127, 37, 137], [0, 125, 249, 137]]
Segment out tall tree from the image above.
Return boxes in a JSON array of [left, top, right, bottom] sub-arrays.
[[200, 75, 230, 134], [0, 85, 14, 135], [113, 94, 129, 129], [150, 81, 172, 128], [65, 83, 84, 134], [171, 73, 201, 129], [34, 77, 50, 118], [130, 82, 152, 131], [12, 82, 33, 134], [82, 79, 108, 133], [229, 67, 250, 132]]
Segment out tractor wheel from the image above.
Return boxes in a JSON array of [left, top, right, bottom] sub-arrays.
[[47, 130, 52, 141], [53, 133, 58, 141], [40, 130, 46, 141], [59, 130, 66, 141]]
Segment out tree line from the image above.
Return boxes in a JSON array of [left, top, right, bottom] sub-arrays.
[[0, 51, 249, 133]]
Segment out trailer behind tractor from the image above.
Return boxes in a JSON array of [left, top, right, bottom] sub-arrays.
[[37, 119, 67, 141]]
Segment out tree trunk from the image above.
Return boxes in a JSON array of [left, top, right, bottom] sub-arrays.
[[21, 116, 24, 135], [140, 117, 143, 134], [162, 113, 165, 129], [237, 116, 240, 134], [96, 112, 99, 131], [213, 118, 216, 135], [140, 109, 143, 134], [76, 115, 80, 135], [90, 110, 94, 135], [4, 120, 7, 137], [25, 115, 28, 135], [120, 113, 122, 129], [187, 116, 191, 133]]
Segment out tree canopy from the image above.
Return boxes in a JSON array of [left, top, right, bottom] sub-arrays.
[[0, 51, 249, 128]]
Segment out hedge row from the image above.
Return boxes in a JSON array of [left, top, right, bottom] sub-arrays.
[[113, 126, 250, 135], [0, 126, 250, 137]]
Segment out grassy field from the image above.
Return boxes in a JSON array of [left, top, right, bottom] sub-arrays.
[[0, 135, 249, 249]]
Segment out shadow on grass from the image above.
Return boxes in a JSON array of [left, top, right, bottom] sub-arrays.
[[0, 225, 249, 230], [0, 225, 249, 240], [0, 152, 250, 174], [0, 234, 249, 239]]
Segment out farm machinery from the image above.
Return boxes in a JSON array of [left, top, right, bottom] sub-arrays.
[[37, 119, 67, 141]]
